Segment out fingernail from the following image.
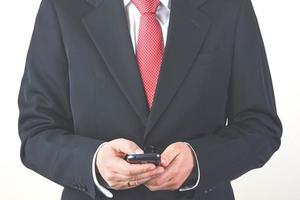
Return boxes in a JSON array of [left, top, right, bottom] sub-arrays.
[[161, 158, 167, 166], [135, 149, 144, 154]]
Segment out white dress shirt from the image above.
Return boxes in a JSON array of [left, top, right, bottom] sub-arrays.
[[91, 0, 200, 198]]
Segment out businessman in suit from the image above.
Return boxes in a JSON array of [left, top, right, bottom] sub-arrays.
[[18, 0, 282, 199]]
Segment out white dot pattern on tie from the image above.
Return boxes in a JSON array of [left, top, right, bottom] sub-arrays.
[[131, 0, 164, 110]]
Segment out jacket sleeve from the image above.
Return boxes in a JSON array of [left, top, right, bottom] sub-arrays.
[[178, 142, 200, 191], [92, 143, 114, 198], [186, 0, 282, 192], [18, 0, 103, 199]]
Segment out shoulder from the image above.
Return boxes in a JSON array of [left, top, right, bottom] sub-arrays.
[[38, 0, 92, 21], [190, 0, 250, 23], [191, 0, 248, 14], [43, 0, 92, 13]]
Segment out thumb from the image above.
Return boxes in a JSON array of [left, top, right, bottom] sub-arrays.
[[113, 138, 144, 155], [161, 144, 180, 168]]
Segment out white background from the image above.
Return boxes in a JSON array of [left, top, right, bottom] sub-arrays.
[[0, 0, 299, 199]]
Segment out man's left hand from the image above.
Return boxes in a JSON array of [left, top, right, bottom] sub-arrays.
[[144, 142, 195, 191]]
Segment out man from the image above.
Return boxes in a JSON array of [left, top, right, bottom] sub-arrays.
[[18, 0, 282, 199]]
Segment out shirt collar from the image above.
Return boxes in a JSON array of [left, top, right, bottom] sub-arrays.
[[123, 0, 170, 24], [123, 0, 130, 7], [160, 0, 171, 9], [123, 0, 171, 10]]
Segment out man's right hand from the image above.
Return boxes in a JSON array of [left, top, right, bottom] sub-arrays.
[[96, 138, 165, 190]]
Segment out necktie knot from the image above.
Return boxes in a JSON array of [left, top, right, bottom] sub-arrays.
[[131, 0, 160, 14]]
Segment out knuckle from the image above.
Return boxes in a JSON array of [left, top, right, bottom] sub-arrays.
[[179, 142, 186, 149], [115, 138, 126, 144], [172, 143, 179, 149], [168, 144, 176, 152], [118, 138, 126, 142], [170, 143, 178, 151]]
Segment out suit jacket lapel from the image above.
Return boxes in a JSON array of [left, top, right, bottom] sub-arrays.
[[82, 0, 211, 139], [143, 0, 212, 139], [82, 0, 149, 125]]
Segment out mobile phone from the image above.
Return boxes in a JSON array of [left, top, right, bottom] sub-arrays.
[[124, 153, 161, 166]]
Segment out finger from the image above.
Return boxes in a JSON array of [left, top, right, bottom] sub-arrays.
[[103, 172, 137, 190], [135, 172, 163, 185], [146, 155, 181, 186], [113, 139, 144, 155], [110, 168, 165, 190], [145, 167, 172, 186], [126, 163, 158, 176], [160, 144, 181, 167], [115, 166, 165, 181], [110, 174, 163, 189], [106, 176, 138, 190], [111, 157, 157, 176], [107, 167, 164, 182], [145, 172, 186, 191], [149, 172, 190, 191], [135, 166, 164, 180], [146, 178, 174, 191], [113, 181, 137, 190], [129, 172, 163, 188], [116, 177, 149, 190]]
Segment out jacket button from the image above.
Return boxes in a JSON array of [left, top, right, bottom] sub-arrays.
[[78, 184, 87, 192], [72, 183, 78, 189]]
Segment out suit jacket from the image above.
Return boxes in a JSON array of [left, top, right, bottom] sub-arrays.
[[18, 0, 282, 199]]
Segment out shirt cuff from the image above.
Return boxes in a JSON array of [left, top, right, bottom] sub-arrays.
[[178, 142, 201, 192], [92, 142, 114, 198]]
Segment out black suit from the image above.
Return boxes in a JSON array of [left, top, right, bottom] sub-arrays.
[[18, 0, 282, 199]]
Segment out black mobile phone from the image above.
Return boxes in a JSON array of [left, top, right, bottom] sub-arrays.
[[124, 153, 161, 166]]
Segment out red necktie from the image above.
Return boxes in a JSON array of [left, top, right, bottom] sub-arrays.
[[131, 0, 164, 110]]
